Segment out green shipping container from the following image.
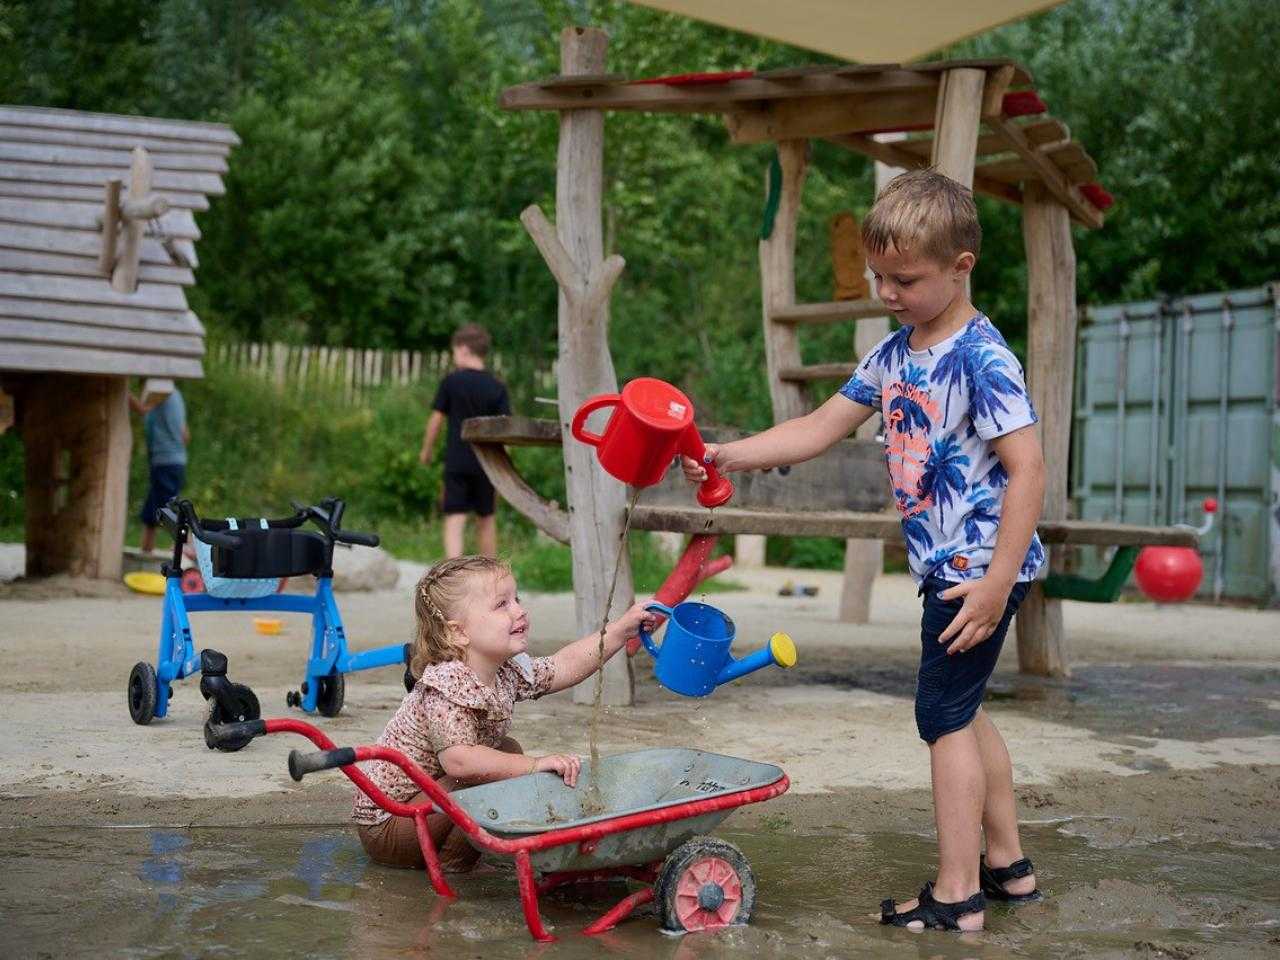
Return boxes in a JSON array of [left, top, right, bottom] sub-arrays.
[[1072, 283, 1279, 605]]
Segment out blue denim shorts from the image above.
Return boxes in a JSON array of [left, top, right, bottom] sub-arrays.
[[915, 576, 1030, 744]]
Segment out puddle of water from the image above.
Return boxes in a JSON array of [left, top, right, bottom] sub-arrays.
[[4, 822, 1278, 958]]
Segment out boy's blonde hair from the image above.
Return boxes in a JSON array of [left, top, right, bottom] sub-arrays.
[[409, 555, 510, 679], [451, 323, 491, 358], [862, 168, 981, 265]]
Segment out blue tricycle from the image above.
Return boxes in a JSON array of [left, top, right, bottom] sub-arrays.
[[126, 497, 410, 749]]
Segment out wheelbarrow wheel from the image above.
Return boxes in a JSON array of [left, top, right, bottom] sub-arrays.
[[657, 836, 756, 933], [316, 673, 344, 717], [127, 661, 159, 725], [203, 683, 261, 751]]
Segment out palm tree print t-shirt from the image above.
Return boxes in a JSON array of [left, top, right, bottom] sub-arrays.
[[840, 314, 1046, 585]]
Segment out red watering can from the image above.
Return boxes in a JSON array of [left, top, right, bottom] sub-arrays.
[[570, 377, 734, 509]]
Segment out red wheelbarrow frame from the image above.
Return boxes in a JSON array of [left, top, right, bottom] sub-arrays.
[[233, 716, 787, 942]]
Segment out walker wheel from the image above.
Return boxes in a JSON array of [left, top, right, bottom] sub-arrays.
[[127, 661, 159, 725], [316, 673, 345, 717], [180, 567, 204, 594], [656, 837, 755, 933], [203, 683, 261, 751]]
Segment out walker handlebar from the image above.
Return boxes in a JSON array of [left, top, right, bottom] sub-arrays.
[[205, 719, 267, 747], [159, 499, 243, 549], [289, 747, 357, 781], [290, 498, 380, 548]]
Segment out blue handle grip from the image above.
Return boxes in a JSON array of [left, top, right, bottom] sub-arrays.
[[637, 601, 675, 659]]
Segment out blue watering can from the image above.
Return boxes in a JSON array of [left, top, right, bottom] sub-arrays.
[[637, 600, 797, 698]]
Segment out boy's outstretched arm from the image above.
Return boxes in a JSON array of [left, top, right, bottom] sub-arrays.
[[419, 410, 445, 465], [685, 393, 876, 477], [938, 424, 1045, 654], [546, 602, 656, 693]]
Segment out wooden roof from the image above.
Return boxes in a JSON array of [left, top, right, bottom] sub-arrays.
[[500, 59, 1110, 228], [0, 106, 239, 379]]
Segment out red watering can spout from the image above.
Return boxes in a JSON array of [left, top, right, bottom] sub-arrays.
[[570, 378, 735, 508]]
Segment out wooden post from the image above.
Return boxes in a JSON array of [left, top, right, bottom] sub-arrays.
[[1015, 182, 1077, 677], [21, 374, 131, 579], [530, 26, 633, 706], [98, 179, 122, 276], [111, 148, 169, 293], [839, 141, 902, 623], [760, 139, 810, 424], [930, 69, 986, 188]]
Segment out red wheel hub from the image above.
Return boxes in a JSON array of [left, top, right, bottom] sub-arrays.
[[674, 856, 742, 931]]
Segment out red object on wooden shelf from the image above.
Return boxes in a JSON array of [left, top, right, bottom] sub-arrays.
[[1080, 182, 1115, 210], [629, 70, 755, 86], [1002, 90, 1047, 116], [1134, 546, 1203, 603]]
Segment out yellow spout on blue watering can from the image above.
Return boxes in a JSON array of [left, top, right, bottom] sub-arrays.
[[637, 601, 797, 698]]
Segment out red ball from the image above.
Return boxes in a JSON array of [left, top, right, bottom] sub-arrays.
[[1134, 546, 1203, 603]]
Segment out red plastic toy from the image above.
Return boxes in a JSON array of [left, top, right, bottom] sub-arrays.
[[571, 377, 734, 508], [1134, 498, 1217, 603]]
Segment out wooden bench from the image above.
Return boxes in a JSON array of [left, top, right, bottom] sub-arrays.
[[462, 415, 1196, 548]]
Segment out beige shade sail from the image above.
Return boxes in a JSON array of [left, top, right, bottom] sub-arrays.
[[629, 1, 1065, 64]]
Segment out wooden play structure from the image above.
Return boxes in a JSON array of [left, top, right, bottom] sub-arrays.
[[465, 28, 1195, 702], [0, 106, 236, 579]]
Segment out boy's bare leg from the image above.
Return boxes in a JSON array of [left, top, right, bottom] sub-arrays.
[[888, 725, 986, 930], [972, 709, 1037, 895], [475, 514, 497, 557], [442, 513, 466, 558]]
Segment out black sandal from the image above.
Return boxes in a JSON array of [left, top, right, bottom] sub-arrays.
[[880, 882, 986, 931], [980, 856, 1043, 903]]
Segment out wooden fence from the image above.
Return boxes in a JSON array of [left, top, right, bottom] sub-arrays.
[[206, 341, 551, 405]]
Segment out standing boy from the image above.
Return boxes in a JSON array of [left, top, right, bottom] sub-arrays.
[[130, 379, 189, 553], [684, 169, 1046, 930], [420, 324, 510, 558]]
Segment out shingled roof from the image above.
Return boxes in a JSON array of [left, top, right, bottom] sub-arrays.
[[0, 106, 238, 379]]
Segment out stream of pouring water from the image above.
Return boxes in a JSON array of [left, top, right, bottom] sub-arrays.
[[582, 486, 644, 816]]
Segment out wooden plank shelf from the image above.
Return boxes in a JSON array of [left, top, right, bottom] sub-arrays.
[[769, 297, 888, 325], [778, 362, 855, 382]]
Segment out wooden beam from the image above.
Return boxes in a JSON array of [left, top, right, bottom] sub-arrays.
[[760, 140, 810, 422], [0, 317, 204, 356], [727, 88, 939, 144], [0, 272, 189, 311], [1, 247, 193, 285], [778, 362, 855, 382], [0, 159, 224, 195], [769, 297, 888, 325], [989, 114, 1104, 229], [0, 140, 228, 173], [0, 342, 204, 377], [0, 197, 200, 240], [0, 298, 203, 334], [829, 132, 1024, 206], [470, 443, 569, 544], [0, 122, 233, 156], [97, 179, 120, 276], [930, 68, 986, 188], [628, 505, 1196, 546], [1016, 182, 1079, 677], [552, 26, 633, 707], [0, 106, 239, 146], [504, 67, 939, 113], [0, 179, 210, 210], [461, 414, 562, 446], [0, 222, 196, 266]]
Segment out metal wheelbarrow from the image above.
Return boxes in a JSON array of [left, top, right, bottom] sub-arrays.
[[209, 717, 789, 941]]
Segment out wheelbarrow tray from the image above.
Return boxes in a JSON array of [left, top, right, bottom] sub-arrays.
[[448, 748, 784, 873]]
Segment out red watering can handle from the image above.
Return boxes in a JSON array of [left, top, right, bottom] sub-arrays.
[[570, 394, 620, 446]]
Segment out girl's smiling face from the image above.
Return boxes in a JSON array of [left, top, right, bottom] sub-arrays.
[[451, 571, 529, 670]]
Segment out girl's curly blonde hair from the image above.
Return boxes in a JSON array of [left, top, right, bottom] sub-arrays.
[[408, 554, 510, 681]]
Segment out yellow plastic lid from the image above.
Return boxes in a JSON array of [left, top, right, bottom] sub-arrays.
[[770, 632, 797, 668], [123, 571, 166, 595]]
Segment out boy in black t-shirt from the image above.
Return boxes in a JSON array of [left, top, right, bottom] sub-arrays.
[[420, 324, 510, 557]]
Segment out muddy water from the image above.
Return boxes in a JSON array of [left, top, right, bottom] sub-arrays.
[[5, 820, 1277, 958]]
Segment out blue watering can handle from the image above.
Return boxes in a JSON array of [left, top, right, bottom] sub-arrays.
[[637, 601, 675, 659]]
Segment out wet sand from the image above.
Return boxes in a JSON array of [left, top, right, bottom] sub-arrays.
[[2, 563, 1278, 956]]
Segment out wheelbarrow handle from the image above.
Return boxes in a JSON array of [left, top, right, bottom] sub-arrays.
[[289, 747, 357, 782], [205, 719, 267, 747]]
